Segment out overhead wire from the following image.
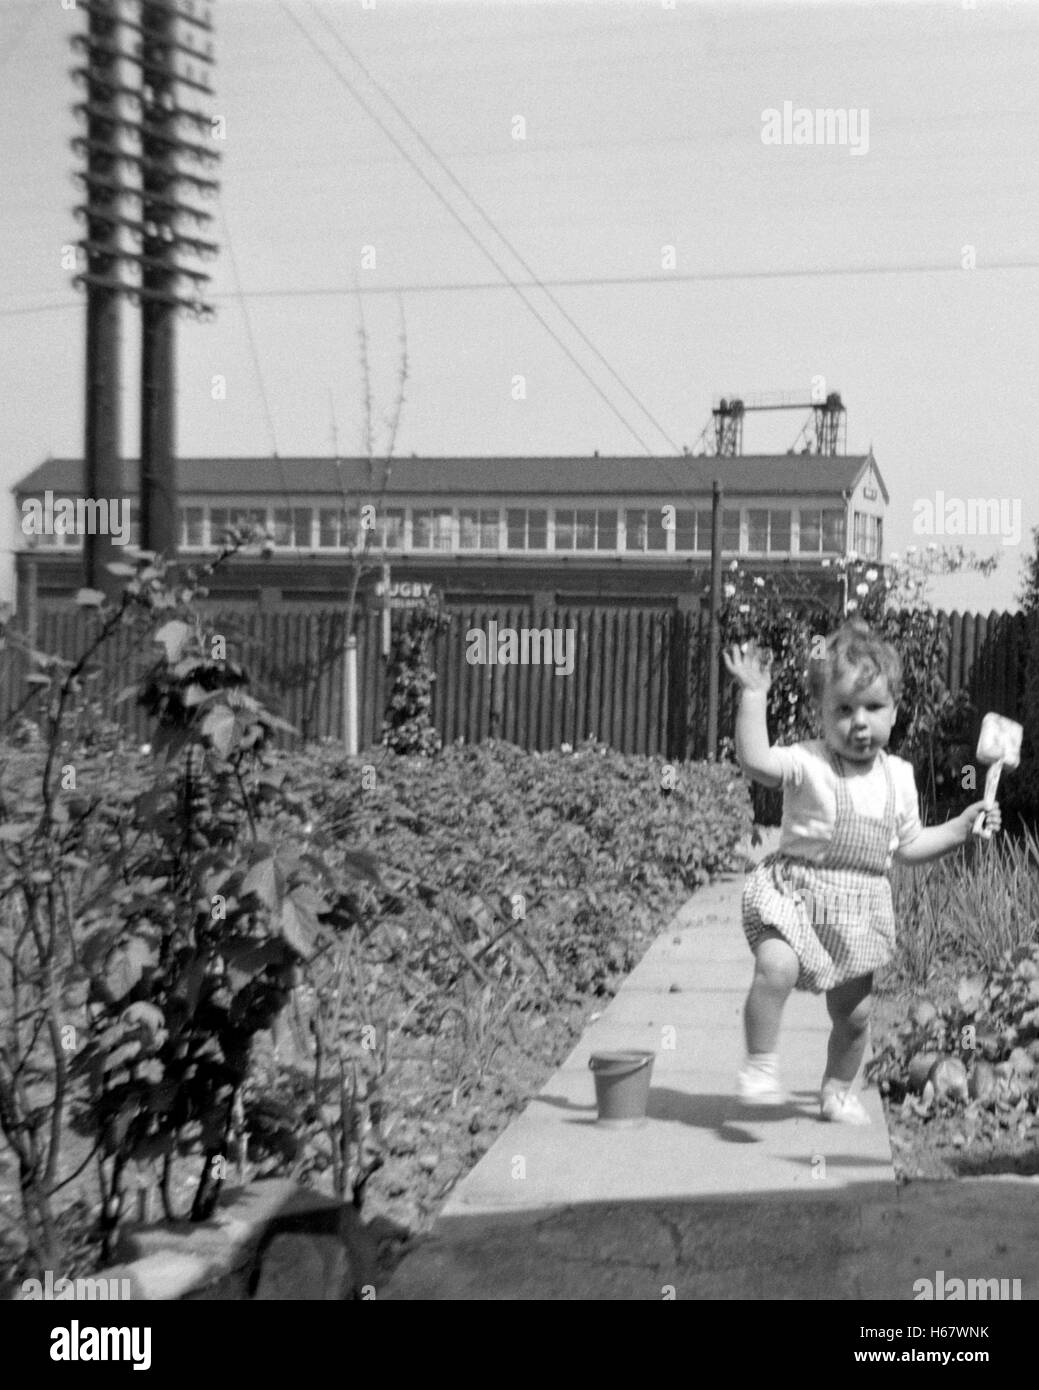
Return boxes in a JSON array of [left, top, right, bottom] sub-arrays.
[[6, 255, 1039, 321], [13, 4, 1036, 567], [277, 0, 658, 456], [276, 0, 753, 547], [216, 195, 318, 575], [304, 0, 680, 455]]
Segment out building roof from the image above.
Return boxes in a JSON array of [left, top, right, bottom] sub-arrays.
[[12, 453, 887, 502]]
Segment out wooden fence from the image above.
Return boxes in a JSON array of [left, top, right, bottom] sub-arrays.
[[0, 604, 1031, 758]]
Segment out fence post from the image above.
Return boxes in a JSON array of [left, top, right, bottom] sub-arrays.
[[706, 479, 723, 760], [25, 555, 38, 649], [381, 562, 391, 659], [343, 630, 358, 754]]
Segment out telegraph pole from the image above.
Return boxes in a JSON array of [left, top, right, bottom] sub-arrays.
[[139, 0, 180, 561], [136, 0, 219, 560], [71, 0, 219, 583], [71, 0, 129, 596]]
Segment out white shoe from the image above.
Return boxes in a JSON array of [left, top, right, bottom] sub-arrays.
[[820, 1085, 871, 1125], [737, 1066, 787, 1107]]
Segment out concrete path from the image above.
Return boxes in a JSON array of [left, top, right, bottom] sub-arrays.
[[385, 832, 1039, 1299]]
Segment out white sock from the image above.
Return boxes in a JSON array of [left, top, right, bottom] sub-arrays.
[[744, 1051, 779, 1078]]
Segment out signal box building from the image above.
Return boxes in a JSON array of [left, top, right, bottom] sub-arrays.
[[11, 452, 888, 613]]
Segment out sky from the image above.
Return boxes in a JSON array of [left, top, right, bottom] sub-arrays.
[[2, 0, 1039, 612]]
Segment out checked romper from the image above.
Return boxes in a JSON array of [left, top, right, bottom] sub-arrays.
[[742, 747, 899, 993]]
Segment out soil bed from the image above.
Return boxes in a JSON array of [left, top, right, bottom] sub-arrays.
[[872, 971, 1039, 1184]]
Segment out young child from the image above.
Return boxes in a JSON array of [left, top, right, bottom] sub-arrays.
[[722, 617, 999, 1125]]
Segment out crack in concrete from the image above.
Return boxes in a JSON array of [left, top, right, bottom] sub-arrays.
[[653, 1207, 685, 1269]]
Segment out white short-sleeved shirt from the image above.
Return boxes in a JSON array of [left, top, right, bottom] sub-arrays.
[[769, 739, 923, 867]]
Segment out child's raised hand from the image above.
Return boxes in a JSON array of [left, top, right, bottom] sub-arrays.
[[722, 640, 773, 694]]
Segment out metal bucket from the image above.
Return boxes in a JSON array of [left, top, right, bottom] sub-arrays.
[[589, 1050, 655, 1127]]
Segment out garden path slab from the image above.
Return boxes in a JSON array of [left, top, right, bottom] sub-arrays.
[[386, 829, 1039, 1298], [385, 828, 932, 1299]]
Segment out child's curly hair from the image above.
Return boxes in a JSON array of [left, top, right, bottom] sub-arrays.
[[808, 617, 902, 706]]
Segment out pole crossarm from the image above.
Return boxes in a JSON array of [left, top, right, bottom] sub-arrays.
[[70, 72, 217, 131], [72, 102, 221, 157], [73, 173, 216, 224], [70, 137, 220, 191], [77, 211, 219, 260], [70, 35, 216, 96]]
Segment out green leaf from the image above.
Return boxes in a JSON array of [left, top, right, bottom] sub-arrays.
[[75, 588, 107, 607], [280, 892, 319, 956], [151, 724, 190, 764], [241, 856, 281, 909], [201, 706, 236, 757], [105, 562, 138, 578], [104, 1101, 139, 1152], [80, 925, 119, 975], [102, 1039, 142, 1075], [154, 620, 191, 663], [172, 957, 206, 1013], [340, 849, 382, 884], [222, 940, 289, 992], [121, 1002, 166, 1044], [104, 939, 155, 1004], [183, 683, 211, 708], [132, 877, 170, 897]]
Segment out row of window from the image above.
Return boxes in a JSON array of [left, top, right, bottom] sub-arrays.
[[25, 502, 881, 558]]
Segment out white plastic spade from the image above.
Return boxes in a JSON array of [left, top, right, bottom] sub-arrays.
[[972, 713, 1023, 840]]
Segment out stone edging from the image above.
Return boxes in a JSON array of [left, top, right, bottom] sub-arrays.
[[17, 1180, 370, 1301]]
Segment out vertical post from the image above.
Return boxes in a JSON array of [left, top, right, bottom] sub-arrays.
[[706, 479, 723, 761], [139, 0, 178, 562], [25, 555, 39, 650], [343, 631, 358, 755], [24, 555, 40, 728], [381, 562, 391, 659], [81, 0, 126, 598], [490, 662, 504, 738]]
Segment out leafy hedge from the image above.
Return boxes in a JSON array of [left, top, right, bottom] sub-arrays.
[[236, 739, 754, 1201], [290, 738, 753, 1003]]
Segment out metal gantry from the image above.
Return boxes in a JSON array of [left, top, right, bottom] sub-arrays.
[[693, 390, 847, 457]]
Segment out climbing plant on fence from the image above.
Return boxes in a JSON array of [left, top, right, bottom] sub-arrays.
[[381, 596, 451, 756], [709, 544, 1001, 825]]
